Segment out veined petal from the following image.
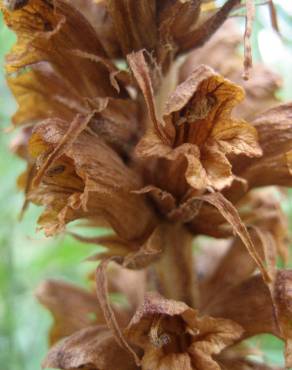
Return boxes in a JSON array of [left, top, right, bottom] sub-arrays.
[[131, 56, 260, 193], [28, 117, 157, 240], [69, 0, 121, 58], [2, 0, 121, 98], [211, 119, 262, 157], [43, 326, 138, 370], [36, 279, 104, 345], [231, 103, 292, 190], [126, 292, 243, 370], [180, 20, 281, 121], [205, 269, 292, 367], [7, 62, 82, 126], [106, 0, 157, 55]]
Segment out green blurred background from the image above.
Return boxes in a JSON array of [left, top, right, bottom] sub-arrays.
[[0, 2, 292, 369]]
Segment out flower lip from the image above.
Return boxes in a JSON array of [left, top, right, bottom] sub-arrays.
[[149, 314, 193, 354]]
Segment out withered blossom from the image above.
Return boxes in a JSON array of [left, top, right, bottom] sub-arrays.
[[2, 0, 292, 369]]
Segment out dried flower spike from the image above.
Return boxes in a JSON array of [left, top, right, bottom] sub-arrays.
[[1, 0, 292, 369]]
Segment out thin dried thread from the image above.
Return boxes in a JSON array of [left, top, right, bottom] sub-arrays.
[[197, 192, 271, 283], [96, 258, 141, 366], [180, 0, 241, 51], [243, 0, 255, 80], [268, 0, 280, 34], [127, 51, 172, 145], [230, 1, 269, 18]]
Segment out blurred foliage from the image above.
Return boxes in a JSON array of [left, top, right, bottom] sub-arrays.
[[0, 2, 292, 369]]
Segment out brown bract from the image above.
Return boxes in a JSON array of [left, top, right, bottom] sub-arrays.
[[39, 266, 147, 370], [36, 279, 105, 345], [102, 0, 241, 70]]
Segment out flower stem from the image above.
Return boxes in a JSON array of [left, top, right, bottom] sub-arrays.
[[151, 223, 199, 308]]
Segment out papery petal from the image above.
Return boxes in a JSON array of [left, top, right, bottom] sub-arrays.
[[131, 54, 259, 193], [126, 293, 243, 370], [188, 315, 243, 370], [2, 0, 120, 98], [274, 270, 292, 367], [127, 51, 170, 143], [204, 274, 278, 338], [7, 63, 81, 126], [178, 0, 240, 52], [205, 269, 292, 367], [70, 0, 121, 58], [201, 145, 233, 190], [106, 0, 157, 55], [126, 292, 196, 348], [134, 185, 177, 217], [232, 103, 292, 190], [158, 0, 201, 45], [29, 118, 157, 240], [137, 135, 208, 193], [43, 326, 138, 370], [157, 0, 201, 69], [141, 350, 193, 370], [36, 279, 103, 345], [180, 20, 281, 121], [89, 98, 141, 157], [200, 225, 278, 309], [85, 225, 164, 270], [211, 119, 262, 157], [107, 264, 146, 310], [164, 65, 244, 128], [163, 65, 254, 154]]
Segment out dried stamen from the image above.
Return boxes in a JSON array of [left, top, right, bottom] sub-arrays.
[[176, 83, 223, 127], [149, 316, 171, 348]]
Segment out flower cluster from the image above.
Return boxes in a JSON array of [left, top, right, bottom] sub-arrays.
[[2, 0, 292, 369]]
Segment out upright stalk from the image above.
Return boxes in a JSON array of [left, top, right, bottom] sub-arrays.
[[152, 223, 199, 308]]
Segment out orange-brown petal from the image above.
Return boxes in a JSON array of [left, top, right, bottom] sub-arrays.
[[43, 326, 138, 370]]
